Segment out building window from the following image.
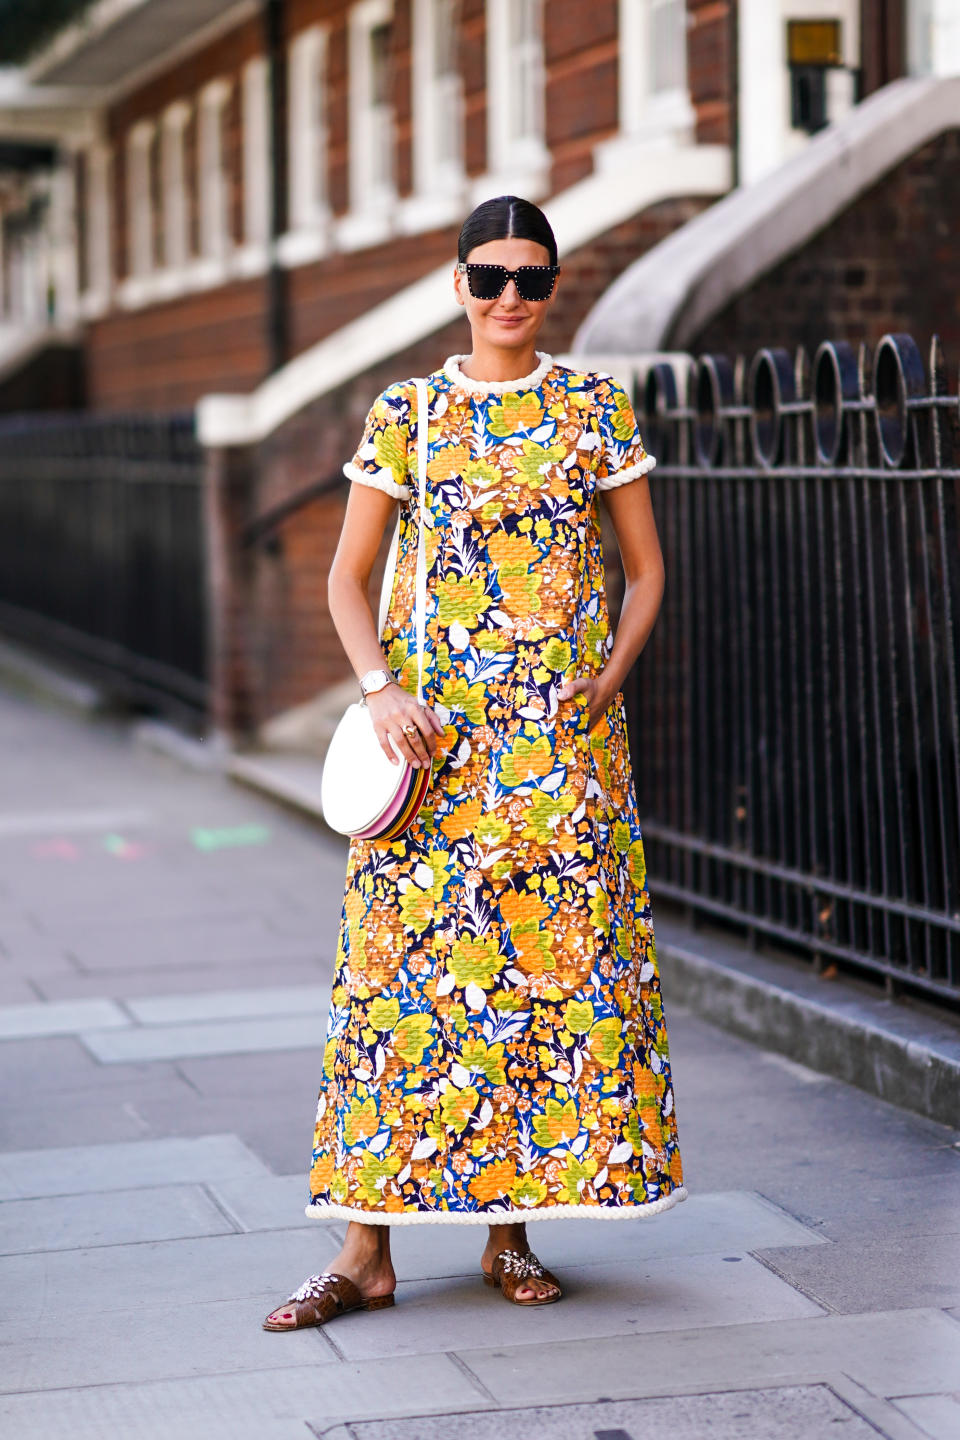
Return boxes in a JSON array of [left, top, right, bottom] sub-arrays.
[[617, 0, 693, 142], [288, 25, 329, 232], [405, 0, 464, 226], [242, 58, 271, 248], [482, 0, 547, 196], [161, 102, 190, 270], [126, 121, 155, 278], [198, 79, 232, 262], [341, 0, 396, 248]]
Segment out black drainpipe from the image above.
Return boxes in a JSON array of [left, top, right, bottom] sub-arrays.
[[264, 0, 288, 373]]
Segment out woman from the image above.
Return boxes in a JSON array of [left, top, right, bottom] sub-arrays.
[[264, 195, 686, 1329]]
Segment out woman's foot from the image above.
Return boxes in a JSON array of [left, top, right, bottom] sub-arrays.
[[481, 1222, 561, 1303], [264, 1223, 396, 1330]]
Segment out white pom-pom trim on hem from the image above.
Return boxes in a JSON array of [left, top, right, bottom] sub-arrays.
[[303, 1184, 687, 1226], [343, 462, 411, 500], [596, 453, 657, 491]]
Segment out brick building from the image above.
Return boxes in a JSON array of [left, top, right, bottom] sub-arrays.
[[0, 0, 957, 735]]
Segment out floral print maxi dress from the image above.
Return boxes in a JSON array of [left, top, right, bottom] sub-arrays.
[[307, 350, 687, 1224]]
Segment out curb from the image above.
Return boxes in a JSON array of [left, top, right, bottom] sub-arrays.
[[655, 913, 960, 1130], [0, 637, 106, 715]]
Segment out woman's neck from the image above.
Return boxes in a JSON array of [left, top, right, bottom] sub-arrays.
[[458, 341, 541, 384]]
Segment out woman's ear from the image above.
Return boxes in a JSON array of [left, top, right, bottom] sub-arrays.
[[453, 265, 466, 307]]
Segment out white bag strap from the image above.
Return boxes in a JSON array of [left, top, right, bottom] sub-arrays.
[[377, 377, 429, 705]]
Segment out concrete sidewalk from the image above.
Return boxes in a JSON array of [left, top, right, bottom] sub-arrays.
[[0, 683, 958, 1440]]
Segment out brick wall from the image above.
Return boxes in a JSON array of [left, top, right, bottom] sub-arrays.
[[545, 0, 619, 193], [692, 130, 960, 361], [687, 0, 735, 147]]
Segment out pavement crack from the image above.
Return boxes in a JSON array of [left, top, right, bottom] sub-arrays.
[[446, 1350, 500, 1403]]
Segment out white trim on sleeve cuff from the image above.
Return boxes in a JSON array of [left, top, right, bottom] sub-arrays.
[[596, 453, 657, 491], [343, 461, 412, 500]]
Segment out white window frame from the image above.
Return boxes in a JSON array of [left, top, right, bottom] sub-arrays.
[[401, 0, 465, 231], [161, 101, 190, 274], [908, 0, 960, 76], [281, 24, 331, 264], [240, 57, 271, 272], [619, 0, 694, 143], [125, 120, 155, 281], [79, 141, 112, 318], [338, 0, 396, 251], [476, 0, 548, 202], [198, 78, 232, 269]]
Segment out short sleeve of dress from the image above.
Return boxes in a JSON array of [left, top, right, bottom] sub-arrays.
[[342, 381, 414, 500], [593, 373, 656, 491]]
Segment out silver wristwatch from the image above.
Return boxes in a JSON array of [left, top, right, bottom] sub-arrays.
[[359, 668, 395, 698]]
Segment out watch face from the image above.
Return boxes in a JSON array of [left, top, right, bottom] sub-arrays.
[[361, 669, 390, 694]]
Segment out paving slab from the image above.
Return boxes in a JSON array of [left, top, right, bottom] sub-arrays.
[[81, 1014, 325, 1063], [207, 1174, 311, 1232], [68, 922, 322, 973], [329, 1385, 886, 1440], [0, 1228, 342, 1328], [0, 1355, 484, 1440], [381, 1190, 826, 1283], [32, 957, 331, 1002], [127, 984, 329, 1026], [0, 1133, 270, 1201], [892, 1392, 960, 1440], [0, 1294, 333, 1393], [458, 1308, 960, 1404], [0, 1182, 238, 1254], [175, 1048, 324, 1098], [756, 1232, 960, 1313], [328, 1255, 824, 1363], [0, 996, 128, 1038]]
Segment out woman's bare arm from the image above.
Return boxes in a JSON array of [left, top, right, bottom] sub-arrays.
[[327, 482, 444, 768], [557, 475, 665, 726]]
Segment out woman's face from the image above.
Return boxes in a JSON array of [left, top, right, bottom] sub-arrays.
[[453, 236, 558, 352]]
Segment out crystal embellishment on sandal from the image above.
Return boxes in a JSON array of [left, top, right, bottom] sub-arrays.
[[498, 1250, 546, 1279]]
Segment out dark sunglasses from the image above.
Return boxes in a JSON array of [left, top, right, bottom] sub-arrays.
[[457, 261, 559, 302]]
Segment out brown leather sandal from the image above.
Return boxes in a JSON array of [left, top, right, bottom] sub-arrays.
[[482, 1248, 563, 1306], [262, 1271, 395, 1331]]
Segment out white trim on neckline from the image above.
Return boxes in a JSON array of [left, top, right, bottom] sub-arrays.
[[443, 350, 554, 395]]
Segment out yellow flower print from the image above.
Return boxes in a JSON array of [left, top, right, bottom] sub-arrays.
[[440, 1084, 479, 1134], [499, 568, 541, 618], [475, 813, 511, 848], [399, 883, 432, 934], [509, 1174, 549, 1207], [589, 887, 610, 933], [373, 424, 407, 485], [514, 440, 567, 489], [613, 821, 631, 855], [510, 918, 555, 976], [628, 839, 647, 890], [542, 638, 571, 672], [464, 458, 500, 489], [436, 574, 493, 628], [474, 631, 507, 652], [449, 934, 502, 990], [343, 1097, 379, 1146], [322, 1037, 337, 1078], [521, 790, 576, 845], [358, 1152, 401, 1204], [458, 1037, 507, 1085], [610, 388, 638, 443], [394, 1013, 434, 1064], [368, 997, 400, 1031], [559, 1154, 598, 1203], [387, 638, 409, 672], [564, 999, 595, 1033], [588, 1018, 625, 1068], [498, 735, 554, 787], [486, 391, 544, 436], [532, 1097, 579, 1148], [439, 677, 487, 724]]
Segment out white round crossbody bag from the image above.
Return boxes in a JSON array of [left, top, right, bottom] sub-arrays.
[[320, 377, 431, 841]]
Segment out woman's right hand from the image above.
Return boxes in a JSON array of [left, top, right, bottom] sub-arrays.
[[366, 683, 445, 768]]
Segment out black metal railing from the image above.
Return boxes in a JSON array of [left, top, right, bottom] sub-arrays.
[[0, 411, 208, 720], [628, 333, 960, 1004]]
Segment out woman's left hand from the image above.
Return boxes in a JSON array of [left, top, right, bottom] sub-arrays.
[[557, 673, 616, 730]]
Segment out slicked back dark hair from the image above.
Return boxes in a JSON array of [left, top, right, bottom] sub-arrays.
[[457, 195, 558, 267]]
